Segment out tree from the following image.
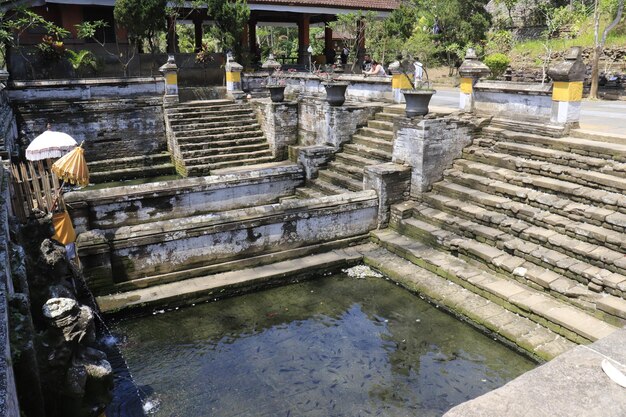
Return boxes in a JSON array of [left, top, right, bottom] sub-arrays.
[[590, 0, 624, 99], [76, 20, 136, 76], [206, 0, 250, 58], [114, 0, 167, 53]]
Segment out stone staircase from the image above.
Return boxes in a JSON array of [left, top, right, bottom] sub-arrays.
[[295, 106, 403, 198], [165, 99, 274, 176], [372, 125, 626, 351], [88, 152, 176, 184]]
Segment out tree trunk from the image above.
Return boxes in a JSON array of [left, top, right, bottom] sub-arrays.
[[589, 46, 601, 99]]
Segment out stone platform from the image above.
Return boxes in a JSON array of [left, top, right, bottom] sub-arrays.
[[444, 328, 626, 417]]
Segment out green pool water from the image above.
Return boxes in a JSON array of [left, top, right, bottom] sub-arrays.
[[111, 271, 536, 416]]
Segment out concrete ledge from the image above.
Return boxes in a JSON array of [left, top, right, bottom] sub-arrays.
[[444, 329, 626, 417], [66, 164, 305, 231]]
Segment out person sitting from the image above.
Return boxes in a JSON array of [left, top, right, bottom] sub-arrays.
[[361, 54, 373, 73], [363, 60, 386, 77]]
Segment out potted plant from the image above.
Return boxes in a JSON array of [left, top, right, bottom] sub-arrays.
[[264, 66, 295, 103], [399, 58, 436, 117], [315, 65, 349, 106]]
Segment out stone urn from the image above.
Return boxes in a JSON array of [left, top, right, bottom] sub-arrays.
[[322, 82, 349, 106], [401, 89, 436, 117], [267, 85, 286, 103]]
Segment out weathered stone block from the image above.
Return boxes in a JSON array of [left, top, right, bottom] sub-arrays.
[[363, 163, 411, 228]]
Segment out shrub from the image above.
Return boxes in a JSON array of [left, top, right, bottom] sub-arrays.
[[484, 53, 510, 78]]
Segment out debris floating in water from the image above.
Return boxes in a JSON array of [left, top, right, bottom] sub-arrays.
[[343, 265, 383, 279], [142, 396, 161, 414]]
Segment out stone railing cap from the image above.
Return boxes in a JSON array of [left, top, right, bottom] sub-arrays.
[[547, 46, 586, 82]]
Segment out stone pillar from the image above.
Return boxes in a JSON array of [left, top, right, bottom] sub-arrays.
[[298, 14, 311, 66], [363, 163, 411, 228], [548, 46, 586, 127], [388, 55, 413, 104], [458, 48, 490, 112], [251, 100, 298, 160], [193, 18, 203, 53], [159, 55, 179, 105], [225, 54, 244, 99], [393, 116, 475, 198]]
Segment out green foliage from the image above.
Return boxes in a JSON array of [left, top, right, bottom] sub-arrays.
[[206, 0, 250, 55], [75, 20, 108, 40], [114, 0, 167, 49], [66, 49, 97, 71], [485, 30, 513, 54], [484, 53, 510, 78]]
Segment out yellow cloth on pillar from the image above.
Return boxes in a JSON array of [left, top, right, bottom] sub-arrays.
[[52, 211, 76, 245]]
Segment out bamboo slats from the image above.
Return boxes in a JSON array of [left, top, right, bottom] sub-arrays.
[[7, 160, 64, 223]]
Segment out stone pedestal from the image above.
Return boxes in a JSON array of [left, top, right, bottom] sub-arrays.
[[363, 163, 411, 227], [393, 116, 476, 198], [225, 57, 244, 99], [548, 47, 586, 127], [159, 55, 179, 105], [290, 145, 335, 180], [458, 49, 491, 112]]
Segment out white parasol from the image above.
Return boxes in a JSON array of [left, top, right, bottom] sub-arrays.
[[26, 129, 78, 161]]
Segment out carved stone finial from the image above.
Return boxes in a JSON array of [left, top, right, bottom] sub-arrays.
[[459, 49, 490, 79], [547, 46, 586, 82]]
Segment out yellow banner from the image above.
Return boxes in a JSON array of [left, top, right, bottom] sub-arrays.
[[52, 211, 76, 246], [226, 72, 241, 82], [460, 78, 473, 94], [165, 73, 178, 86], [392, 74, 413, 89], [552, 81, 583, 102]]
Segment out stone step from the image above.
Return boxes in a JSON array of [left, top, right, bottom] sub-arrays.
[[167, 109, 255, 121], [490, 141, 626, 180], [295, 186, 327, 199], [367, 120, 394, 131], [318, 169, 363, 192], [452, 159, 626, 214], [371, 227, 619, 344], [178, 136, 267, 152], [351, 135, 393, 153], [173, 123, 261, 138], [88, 152, 172, 173], [186, 155, 276, 176], [185, 149, 273, 167], [166, 102, 240, 114], [487, 128, 626, 164], [309, 178, 351, 196], [358, 127, 394, 140], [571, 129, 626, 146], [89, 164, 177, 184], [430, 181, 626, 255], [412, 199, 626, 297], [327, 161, 365, 182], [335, 152, 385, 169], [443, 168, 626, 235], [343, 143, 392, 162], [488, 119, 566, 138], [463, 146, 626, 193], [171, 118, 259, 132], [97, 242, 366, 314], [374, 112, 401, 123], [176, 130, 263, 144], [167, 99, 233, 110], [364, 246, 576, 361], [181, 142, 271, 159]]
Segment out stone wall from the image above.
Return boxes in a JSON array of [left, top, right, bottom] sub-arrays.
[[393, 114, 481, 198], [0, 164, 22, 417], [8, 78, 167, 162], [250, 99, 298, 160], [243, 72, 394, 102], [77, 191, 379, 294], [473, 80, 553, 122], [0, 86, 17, 160], [65, 164, 304, 232], [298, 98, 382, 148]]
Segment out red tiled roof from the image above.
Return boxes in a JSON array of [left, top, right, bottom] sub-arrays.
[[249, 0, 400, 11]]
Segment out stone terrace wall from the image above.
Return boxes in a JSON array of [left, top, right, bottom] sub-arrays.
[[0, 163, 21, 417], [473, 80, 553, 122], [77, 191, 378, 294], [66, 164, 304, 232], [0, 85, 17, 160], [243, 72, 393, 102], [8, 77, 167, 162]]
